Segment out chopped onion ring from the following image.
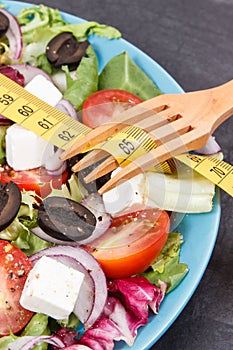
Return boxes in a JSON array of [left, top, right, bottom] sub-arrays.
[[0, 9, 22, 60], [195, 136, 221, 155]]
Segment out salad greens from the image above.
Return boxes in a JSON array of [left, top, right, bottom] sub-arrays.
[[0, 190, 51, 254], [142, 231, 188, 293], [99, 51, 162, 99], [0, 3, 190, 349], [63, 45, 99, 110], [16, 4, 121, 69], [0, 125, 7, 164]]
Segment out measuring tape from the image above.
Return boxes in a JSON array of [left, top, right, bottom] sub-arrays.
[[0, 73, 232, 197], [0, 73, 91, 150]]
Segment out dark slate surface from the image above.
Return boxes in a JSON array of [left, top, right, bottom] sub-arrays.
[[16, 1, 233, 349]]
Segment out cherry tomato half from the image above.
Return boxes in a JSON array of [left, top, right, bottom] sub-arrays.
[[0, 165, 69, 198], [0, 240, 34, 336], [84, 209, 170, 279], [82, 89, 143, 128]]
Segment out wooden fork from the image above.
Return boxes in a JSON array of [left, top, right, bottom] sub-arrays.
[[60, 79, 233, 194]]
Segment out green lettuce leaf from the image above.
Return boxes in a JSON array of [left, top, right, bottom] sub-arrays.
[[0, 190, 51, 254], [142, 232, 189, 293], [17, 4, 67, 42], [0, 125, 8, 164], [0, 333, 17, 349], [98, 51, 162, 100], [21, 314, 50, 350], [63, 45, 99, 110], [17, 4, 121, 67], [0, 314, 49, 350], [48, 173, 88, 202]]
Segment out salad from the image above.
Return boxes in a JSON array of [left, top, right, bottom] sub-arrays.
[[0, 3, 221, 350]]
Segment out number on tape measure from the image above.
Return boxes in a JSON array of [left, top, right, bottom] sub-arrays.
[[96, 125, 174, 173], [0, 73, 91, 150], [175, 153, 233, 197], [1, 73, 232, 197]]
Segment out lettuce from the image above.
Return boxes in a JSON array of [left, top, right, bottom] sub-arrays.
[[0, 125, 8, 164], [63, 45, 99, 110], [17, 4, 121, 68], [77, 276, 166, 349], [0, 190, 51, 254], [142, 232, 189, 293], [99, 51, 162, 100]]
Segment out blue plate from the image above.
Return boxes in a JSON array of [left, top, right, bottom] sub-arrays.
[[3, 1, 221, 349]]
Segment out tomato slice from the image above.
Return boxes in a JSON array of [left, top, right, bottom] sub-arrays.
[[82, 89, 143, 128], [0, 240, 34, 336], [84, 209, 170, 279], [0, 165, 69, 198]]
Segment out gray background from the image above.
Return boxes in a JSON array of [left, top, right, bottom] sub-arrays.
[[14, 0, 233, 349]]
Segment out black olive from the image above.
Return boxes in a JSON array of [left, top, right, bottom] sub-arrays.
[[0, 181, 21, 231], [37, 196, 96, 242], [46, 32, 89, 70], [67, 154, 111, 193], [0, 12, 9, 38]]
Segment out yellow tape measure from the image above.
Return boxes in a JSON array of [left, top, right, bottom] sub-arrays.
[[175, 153, 233, 197], [98, 125, 176, 173], [0, 73, 91, 150], [0, 73, 232, 197]]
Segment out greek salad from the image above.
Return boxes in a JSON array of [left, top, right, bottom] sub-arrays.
[[0, 3, 221, 350]]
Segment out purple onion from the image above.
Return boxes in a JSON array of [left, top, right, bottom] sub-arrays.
[[0, 9, 22, 60], [195, 136, 221, 155], [10, 63, 53, 84], [56, 98, 79, 120], [30, 245, 107, 328]]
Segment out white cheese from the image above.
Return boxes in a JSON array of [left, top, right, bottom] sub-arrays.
[[102, 168, 147, 216], [24, 75, 62, 106], [5, 75, 62, 171], [5, 124, 55, 170], [20, 256, 84, 320]]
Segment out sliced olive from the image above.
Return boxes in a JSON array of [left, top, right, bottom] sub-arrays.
[[68, 154, 111, 193], [46, 32, 89, 70], [0, 181, 21, 231], [0, 12, 9, 38], [37, 196, 96, 242]]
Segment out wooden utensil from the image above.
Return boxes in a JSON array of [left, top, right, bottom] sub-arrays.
[[61, 79, 233, 194]]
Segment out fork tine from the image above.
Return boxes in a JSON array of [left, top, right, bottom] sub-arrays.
[[72, 149, 109, 172], [60, 101, 169, 160], [72, 107, 180, 172], [84, 156, 118, 183], [97, 129, 208, 195], [80, 116, 193, 182]]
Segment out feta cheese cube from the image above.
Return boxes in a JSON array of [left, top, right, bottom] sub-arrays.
[[20, 256, 84, 320], [5, 75, 62, 171], [6, 124, 55, 170], [25, 75, 62, 106], [103, 168, 147, 216]]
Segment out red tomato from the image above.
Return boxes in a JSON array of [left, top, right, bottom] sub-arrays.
[[84, 209, 170, 279], [0, 165, 69, 198], [0, 240, 34, 336], [82, 89, 143, 128]]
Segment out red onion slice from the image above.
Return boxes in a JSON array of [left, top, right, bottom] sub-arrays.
[[31, 226, 78, 245], [80, 193, 111, 244], [44, 148, 67, 175], [30, 252, 96, 325], [0, 9, 22, 60], [195, 135, 221, 155], [30, 245, 107, 328], [0, 115, 13, 125], [10, 64, 53, 84], [56, 98, 79, 120], [6, 335, 65, 350]]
